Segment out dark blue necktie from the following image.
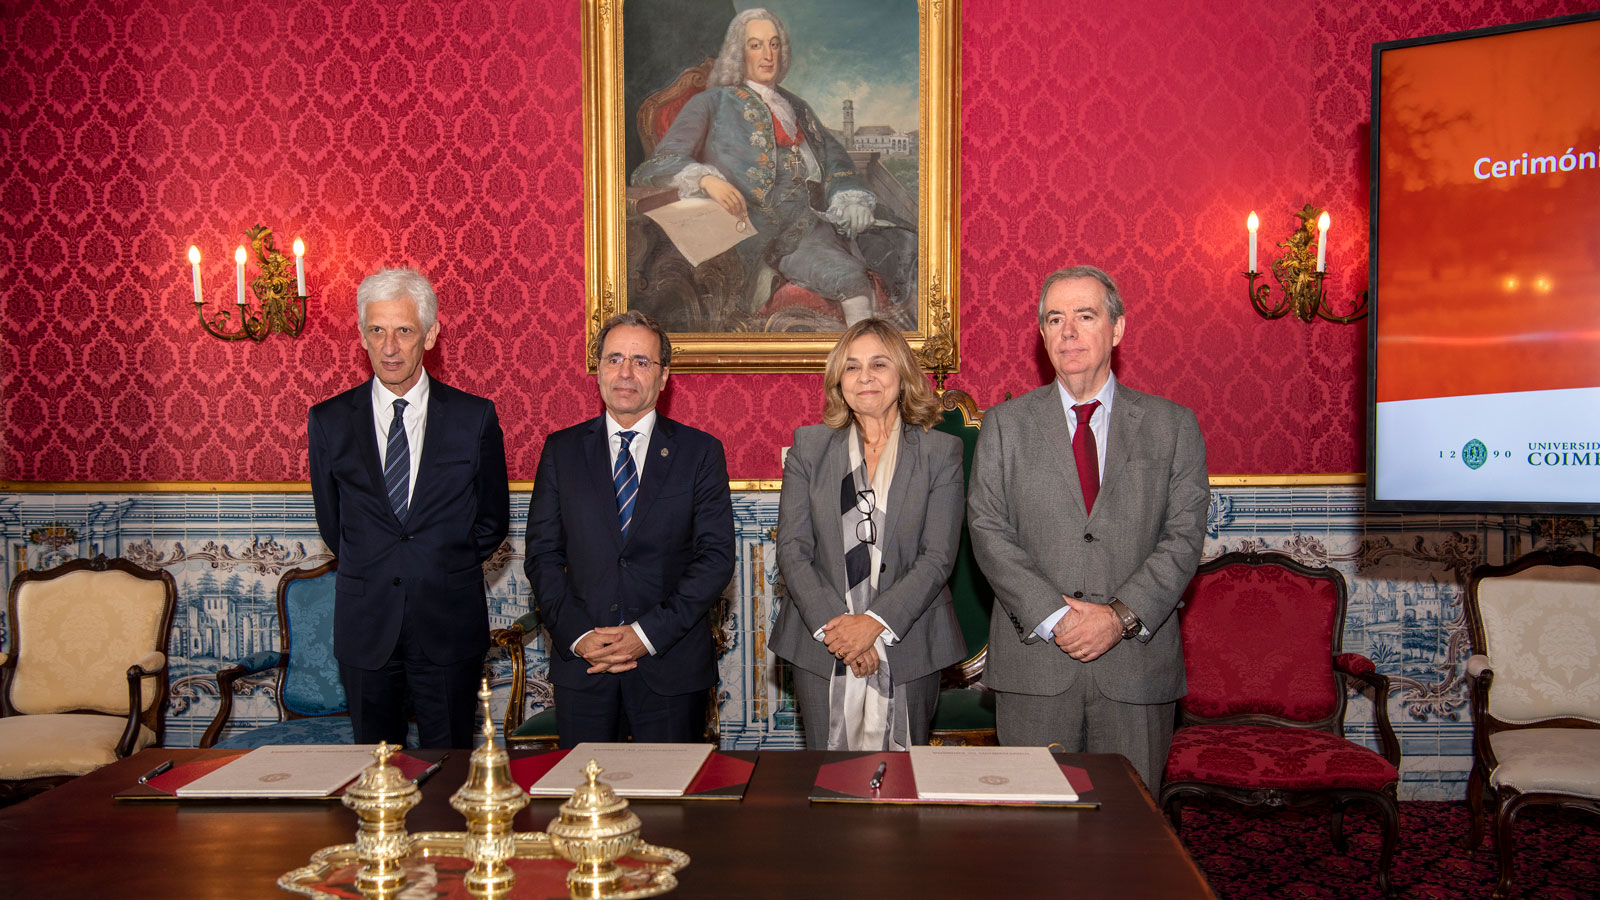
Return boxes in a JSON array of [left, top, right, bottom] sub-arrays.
[[613, 430, 639, 541], [384, 398, 410, 520]]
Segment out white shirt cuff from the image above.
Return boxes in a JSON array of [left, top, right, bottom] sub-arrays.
[[864, 611, 899, 646], [812, 614, 898, 646], [1035, 604, 1071, 641], [630, 621, 657, 656], [672, 163, 724, 199], [572, 625, 657, 657]]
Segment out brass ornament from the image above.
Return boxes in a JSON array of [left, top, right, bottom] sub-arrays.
[[340, 741, 422, 895], [547, 760, 645, 898], [281, 697, 688, 898], [194, 224, 309, 342], [1246, 204, 1368, 324], [449, 679, 531, 895]]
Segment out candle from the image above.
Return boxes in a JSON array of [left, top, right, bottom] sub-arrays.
[[293, 237, 306, 296], [235, 246, 247, 306], [188, 246, 203, 305], [1246, 211, 1259, 273], [1315, 211, 1330, 273]]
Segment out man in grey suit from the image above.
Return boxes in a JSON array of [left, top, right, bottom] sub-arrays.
[[968, 265, 1209, 790]]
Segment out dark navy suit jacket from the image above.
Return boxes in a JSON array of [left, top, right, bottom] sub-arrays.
[[308, 376, 510, 670], [524, 414, 735, 696]]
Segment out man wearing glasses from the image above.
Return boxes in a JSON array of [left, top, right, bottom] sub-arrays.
[[525, 310, 735, 745]]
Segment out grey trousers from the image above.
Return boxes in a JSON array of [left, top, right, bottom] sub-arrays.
[[791, 664, 940, 751], [995, 682, 1175, 794]]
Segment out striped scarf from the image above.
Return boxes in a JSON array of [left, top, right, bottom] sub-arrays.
[[826, 422, 910, 751]]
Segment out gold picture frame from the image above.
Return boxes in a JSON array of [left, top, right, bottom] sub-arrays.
[[581, 0, 960, 373]]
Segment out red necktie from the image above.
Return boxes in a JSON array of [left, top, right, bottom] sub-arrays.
[[1072, 401, 1101, 515]]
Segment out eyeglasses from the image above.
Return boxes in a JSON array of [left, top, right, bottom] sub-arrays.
[[602, 353, 662, 371], [854, 489, 876, 545]]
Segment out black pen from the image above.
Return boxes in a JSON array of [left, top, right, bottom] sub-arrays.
[[413, 754, 448, 785], [869, 761, 887, 791], [137, 759, 174, 784]]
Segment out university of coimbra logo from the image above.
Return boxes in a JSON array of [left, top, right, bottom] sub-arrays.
[[1461, 439, 1488, 470]]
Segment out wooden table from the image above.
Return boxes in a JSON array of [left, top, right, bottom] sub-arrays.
[[0, 748, 1215, 899]]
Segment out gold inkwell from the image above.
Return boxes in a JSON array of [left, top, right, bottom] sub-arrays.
[[548, 759, 648, 898], [340, 741, 421, 896]]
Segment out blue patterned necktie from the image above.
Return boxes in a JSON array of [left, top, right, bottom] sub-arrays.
[[384, 398, 410, 520], [613, 430, 639, 541]]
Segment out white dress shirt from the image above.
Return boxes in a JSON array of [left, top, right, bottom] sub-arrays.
[[1035, 372, 1118, 640], [371, 370, 429, 508], [570, 410, 660, 657]]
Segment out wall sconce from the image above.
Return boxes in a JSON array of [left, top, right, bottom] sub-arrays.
[[188, 225, 308, 341], [1245, 204, 1367, 324]]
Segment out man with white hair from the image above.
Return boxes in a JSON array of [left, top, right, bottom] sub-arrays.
[[308, 267, 510, 749], [632, 7, 911, 325]]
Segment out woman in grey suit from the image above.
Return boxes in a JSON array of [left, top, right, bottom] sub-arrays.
[[773, 319, 967, 750]]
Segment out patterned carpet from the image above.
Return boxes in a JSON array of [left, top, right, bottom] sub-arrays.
[[1173, 801, 1600, 900]]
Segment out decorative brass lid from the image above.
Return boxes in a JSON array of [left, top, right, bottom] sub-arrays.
[[341, 741, 420, 811], [557, 760, 633, 826]]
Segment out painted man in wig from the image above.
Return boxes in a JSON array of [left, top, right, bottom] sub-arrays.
[[632, 7, 915, 326]]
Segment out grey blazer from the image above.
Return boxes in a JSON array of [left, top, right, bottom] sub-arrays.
[[967, 381, 1209, 704], [772, 422, 967, 685]]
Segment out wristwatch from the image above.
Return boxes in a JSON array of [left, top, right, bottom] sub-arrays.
[[1107, 598, 1142, 640]]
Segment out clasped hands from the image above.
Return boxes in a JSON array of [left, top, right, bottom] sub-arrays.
[[576, 626, 647, 675], [1052, 598, 1122, 663], [822, 613, 884, 678]]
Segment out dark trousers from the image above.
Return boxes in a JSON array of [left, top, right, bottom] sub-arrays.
[[340, 631, 484, 749], [553, 671, 706, 748]]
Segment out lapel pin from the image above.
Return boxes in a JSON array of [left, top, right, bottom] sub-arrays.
[[660, 448, 669, 457]]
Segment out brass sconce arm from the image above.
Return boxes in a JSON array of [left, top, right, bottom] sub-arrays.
[[1245, 204, 1368, 324], [190, 224, 308, 342]]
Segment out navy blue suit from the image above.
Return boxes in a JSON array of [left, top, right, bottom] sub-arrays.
[[524, 414, 734, 744], [308, 376, 510, 747]]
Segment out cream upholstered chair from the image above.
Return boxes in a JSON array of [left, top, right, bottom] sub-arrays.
[[0, 556, 176, 801], [1464, 549, 1600, 900]]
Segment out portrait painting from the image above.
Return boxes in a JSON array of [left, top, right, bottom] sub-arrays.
[[582, 0, 960, 371]]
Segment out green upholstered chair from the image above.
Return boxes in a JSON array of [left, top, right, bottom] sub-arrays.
[[492, 610, 560, 750], [200, 560, 358, 749], [927, 388, 998, 746], [0, 556, 177, 803]]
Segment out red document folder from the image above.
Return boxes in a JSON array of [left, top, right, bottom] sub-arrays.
[[510, 749, 757, 801], [808, 751, 1100, 808]]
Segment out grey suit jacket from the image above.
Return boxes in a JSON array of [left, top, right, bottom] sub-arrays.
[[772, 422, 967, 685], [968, 381, 1209, 704]]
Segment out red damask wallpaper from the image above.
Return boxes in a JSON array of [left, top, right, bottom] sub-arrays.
[[0, 0, 1588, 481]]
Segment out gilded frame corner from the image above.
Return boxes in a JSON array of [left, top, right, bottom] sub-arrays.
[[581, 0, 961, 373]]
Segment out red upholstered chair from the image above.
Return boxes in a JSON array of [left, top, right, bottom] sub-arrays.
[[1160, 551, 1401, 899]]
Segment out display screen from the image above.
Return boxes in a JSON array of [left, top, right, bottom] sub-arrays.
[[1368, 12, 1600, 512]]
